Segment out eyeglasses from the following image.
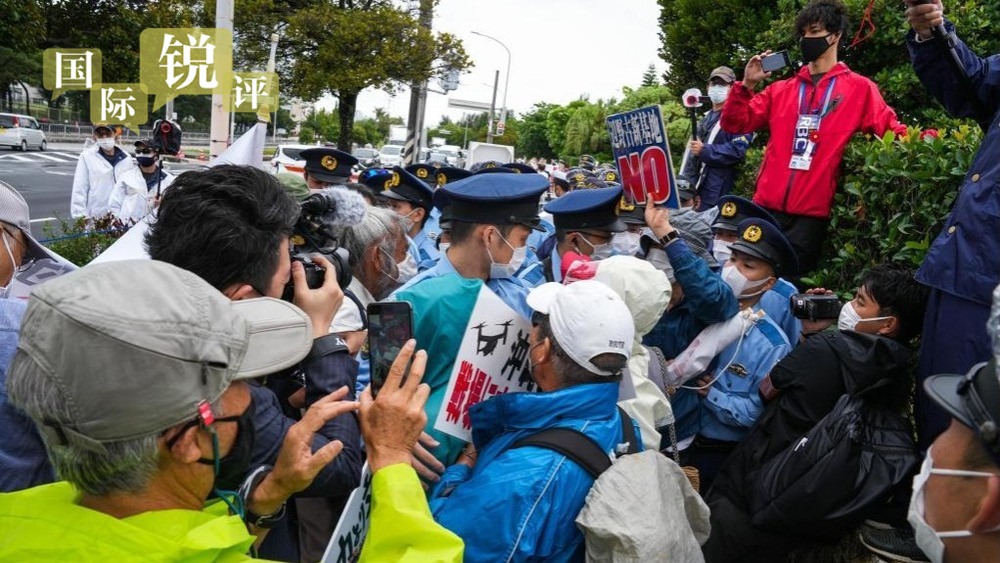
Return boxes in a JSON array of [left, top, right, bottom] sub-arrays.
[[136, 149, 154, 155]]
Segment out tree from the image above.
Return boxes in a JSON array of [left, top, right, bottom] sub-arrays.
[[284, 1, 469, 150], [0, 0, 45, 113], [641, 63, 659, 87], [516, 103, 557, 159]]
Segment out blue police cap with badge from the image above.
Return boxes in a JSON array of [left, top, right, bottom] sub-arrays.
[[544, 186, 627, 232], [300, 147, 358, 184], [435, 166, 472, 187], [383, 166, 434, 210], [597, 167, 621, 185], [405, 163, 439, 185], [502, 162, 536, 174], [730, 218, 798, 276], [358, 167, 394, 191], [434, 173, 548, 231], [617, 189, 645, 226], [713, 195, 779, 232], [564, 167, 607, 190], [470, 160, 512, 174]]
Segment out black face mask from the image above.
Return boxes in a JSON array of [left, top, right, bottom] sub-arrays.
[[799, 33, 833, 64], [136, 155, 157, 168], [198, 398, 256, 491]]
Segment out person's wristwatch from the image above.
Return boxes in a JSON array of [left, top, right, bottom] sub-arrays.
[[238, 465, 286, 529], [657, 229, 680, 247]]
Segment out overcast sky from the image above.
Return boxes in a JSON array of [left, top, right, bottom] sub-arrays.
[[316, 0, 664, 127]]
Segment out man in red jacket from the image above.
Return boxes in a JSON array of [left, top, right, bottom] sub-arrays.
[[721, 0, 907, 277]]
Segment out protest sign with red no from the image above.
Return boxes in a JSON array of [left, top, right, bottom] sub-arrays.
[[606, 105, 680, 209], [434, 286, 535, 443]]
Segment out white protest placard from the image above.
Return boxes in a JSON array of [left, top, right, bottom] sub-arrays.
[[434, 285, 535, 442], [321, 463, 373, 563]]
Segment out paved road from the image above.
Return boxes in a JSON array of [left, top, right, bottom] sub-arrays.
[[0, 142, 207, 241]]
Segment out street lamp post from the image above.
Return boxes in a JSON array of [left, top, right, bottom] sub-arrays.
[[471, 31, 511, 137]]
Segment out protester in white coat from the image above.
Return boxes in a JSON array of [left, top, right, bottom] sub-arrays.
[[109, 139, 175, 221], [70, 124, 138, 220]]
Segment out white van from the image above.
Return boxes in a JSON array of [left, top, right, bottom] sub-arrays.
[[0, 114, 47, 151], [379, 144, 403, 167]]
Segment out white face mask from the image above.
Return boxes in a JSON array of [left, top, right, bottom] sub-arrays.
[[0, 231, 16, 299], [576, 233, 613, 261], [438, 242, 451, 254], [612, 231, 642, 257], [379, 248, 418, 285], [908, 449, 1000, 563], [837, 301, 892, 332], [713, 239, 733, 265], [708, 85, 730, 104], [96, 137, 116, 150], [487, 230, 527, 280], [721, 265, 770, 299]]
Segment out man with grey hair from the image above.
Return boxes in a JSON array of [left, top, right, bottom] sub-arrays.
[[0, 260, 358, 559]]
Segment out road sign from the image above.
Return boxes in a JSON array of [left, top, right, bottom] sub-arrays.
[[605, 105, 679, 209], [447, 98, 493, 112]]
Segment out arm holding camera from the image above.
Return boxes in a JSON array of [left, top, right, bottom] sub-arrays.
[[799, 288, 838, 337], [720, 52, 775, 136]]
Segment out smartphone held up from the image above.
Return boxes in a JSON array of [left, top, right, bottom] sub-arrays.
[[367, 301, 414, 397]]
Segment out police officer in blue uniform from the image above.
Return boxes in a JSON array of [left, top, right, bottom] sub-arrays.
[[299, 147, 358, 190], [393, 173, 548, 320], [406, 163, 444, 246], [383, 166, 439, 271], [528, 186, 627, 284], [712, 195, 802, 346], [672, 217, 796, 492], [501, 162, 536, 174]]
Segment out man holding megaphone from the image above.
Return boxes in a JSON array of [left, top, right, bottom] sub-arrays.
[[679, 66, 754, 213]]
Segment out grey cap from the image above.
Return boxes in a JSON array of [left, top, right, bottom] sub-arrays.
[[9, 260, 313, 453], [709, 66, 736, 84], [0, 180, 62, 263]]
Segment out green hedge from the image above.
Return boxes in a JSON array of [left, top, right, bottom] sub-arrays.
[[733, 126, 982, 294]]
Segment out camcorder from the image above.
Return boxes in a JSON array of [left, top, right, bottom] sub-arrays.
[[281, 191, 353, 302], [790, 293, 842, 321]]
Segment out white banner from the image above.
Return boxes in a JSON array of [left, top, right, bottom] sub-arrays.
[[433, 285, 535, 442], [322, 463, 373, 563]]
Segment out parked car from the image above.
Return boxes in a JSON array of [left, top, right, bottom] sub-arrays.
[[0, 113, 47, 151], [352, 147, 380, 167], [379, 144, 403, 167], [270, 144, 312, 174], [426, 151, 449, 165]]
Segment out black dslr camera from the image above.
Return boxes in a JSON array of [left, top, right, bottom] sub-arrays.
[[790, 293, 843, 321], [281, 191, 353, 302]]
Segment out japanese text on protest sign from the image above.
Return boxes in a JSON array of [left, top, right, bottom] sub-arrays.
[[606, 105, 680, 208], [90, 84, 147, 134], [322, 463, 373, 563], [226, 72, 279, 113], [139, 28, 233, 111], [43, 49, 103, 100], [434, 286, 535, 442]]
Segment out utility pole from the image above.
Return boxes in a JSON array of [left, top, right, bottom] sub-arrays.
[[486, 70, 498, 144], [267, 32, 279, 144], [403, 0, 433, 165], [209, 0, 234, 161]]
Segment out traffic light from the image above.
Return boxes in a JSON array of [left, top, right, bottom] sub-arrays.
[[495, 121, 505, 136]]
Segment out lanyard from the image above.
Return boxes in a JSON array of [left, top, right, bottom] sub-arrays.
[[797, 77, 837, 122]]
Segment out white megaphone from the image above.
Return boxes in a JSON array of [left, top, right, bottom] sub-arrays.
[[682, 87, 707, 109]]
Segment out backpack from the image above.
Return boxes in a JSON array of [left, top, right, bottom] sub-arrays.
[[510, 407, 711, 562], [745, 384, 919, 541]]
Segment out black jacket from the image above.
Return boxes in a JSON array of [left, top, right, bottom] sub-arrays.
[[712, 330, 912, 505]]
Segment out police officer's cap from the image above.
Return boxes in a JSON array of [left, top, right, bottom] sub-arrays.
[[382, 166, 434, 210], [579, 154, 597, 170], [502, 162, 536, 174], [434, 173, 548, 231], [616, 190, 645, 226], [565, 168, 607, 190], [551, 170, 570, 188], [405, 163, 439, 184], [677, 178, 697, 203], [597, 167, 621, 185], [358, 167, 393, 191], [300, 148, 358, 184], [730, 218, 798, 276], [435, 166, 472, 187], [713, 195, 778, 232], [470, 160, 510, 173], [543, 186, 627, 233]]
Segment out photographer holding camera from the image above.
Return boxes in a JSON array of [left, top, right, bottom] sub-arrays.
[[145, 165, 362, 561], [721, 0, 907, 279], [703, 263, 929, 561]]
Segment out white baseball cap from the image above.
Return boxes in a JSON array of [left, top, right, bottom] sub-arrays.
[[526, 280, 634, 376]]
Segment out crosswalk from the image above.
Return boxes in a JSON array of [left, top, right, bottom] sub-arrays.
[[0, 151, 79, 164]]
